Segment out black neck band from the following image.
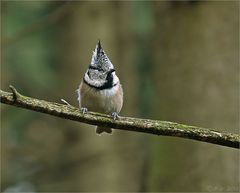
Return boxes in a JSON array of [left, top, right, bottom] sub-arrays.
[[83, 77, 117, 90]]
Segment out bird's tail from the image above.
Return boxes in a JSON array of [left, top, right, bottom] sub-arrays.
[[96, 126, 112, 135]]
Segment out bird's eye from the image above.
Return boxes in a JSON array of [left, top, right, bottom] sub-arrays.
[[89, 65, 103, 72], [89, 66, 98, 70]]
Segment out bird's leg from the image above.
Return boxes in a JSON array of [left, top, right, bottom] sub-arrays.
[[111, 112, 119, 120], [80, 107, 88, 114]]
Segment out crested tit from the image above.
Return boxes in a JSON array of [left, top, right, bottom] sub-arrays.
[[77, 41, 123, 134]]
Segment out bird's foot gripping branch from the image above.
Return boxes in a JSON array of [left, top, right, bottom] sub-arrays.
[[1, 85, 239, 149]]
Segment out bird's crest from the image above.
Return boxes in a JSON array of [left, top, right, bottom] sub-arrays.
[[90, 40, 114, 71]]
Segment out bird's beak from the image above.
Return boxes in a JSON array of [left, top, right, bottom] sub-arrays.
[[110, 69, 115, 73], [105, 69, 115, 75]]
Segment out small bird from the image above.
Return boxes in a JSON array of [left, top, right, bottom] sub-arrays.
[[77, 40, 123, 134]]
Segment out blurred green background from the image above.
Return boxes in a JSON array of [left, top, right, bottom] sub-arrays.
[[1, 1, 239, 192]]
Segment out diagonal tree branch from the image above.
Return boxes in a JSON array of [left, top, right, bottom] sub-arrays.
[[1, 85, 239, 149]]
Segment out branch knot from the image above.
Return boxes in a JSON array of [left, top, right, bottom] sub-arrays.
[[9, 85, 21, 102]]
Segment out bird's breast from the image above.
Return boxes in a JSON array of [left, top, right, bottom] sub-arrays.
[[79, 81, 123, 114]]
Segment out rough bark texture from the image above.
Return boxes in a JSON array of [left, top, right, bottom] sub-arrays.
[[1, 86, 239, 149]]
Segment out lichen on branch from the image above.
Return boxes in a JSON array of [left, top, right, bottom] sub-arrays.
[[1, 85, 239, 149]]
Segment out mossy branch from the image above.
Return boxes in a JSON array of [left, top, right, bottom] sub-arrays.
[[1, 85, 239, 149]]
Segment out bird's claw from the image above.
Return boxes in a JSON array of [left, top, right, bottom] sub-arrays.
[[80, 107, 88, 114], [111, 112, 119, 120]]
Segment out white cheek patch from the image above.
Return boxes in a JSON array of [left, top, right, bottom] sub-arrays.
[[84, 72, 106, 87], [112, 72, 119, 85]]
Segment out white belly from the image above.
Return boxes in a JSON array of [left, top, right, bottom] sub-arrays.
[[78, 82, 123, 114]]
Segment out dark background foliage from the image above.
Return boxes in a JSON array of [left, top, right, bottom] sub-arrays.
[[1, 1, 239, 192]]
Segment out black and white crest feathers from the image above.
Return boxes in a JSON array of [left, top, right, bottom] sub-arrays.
[[84, 41, 118, 90], [90, 40, 114, 71]]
